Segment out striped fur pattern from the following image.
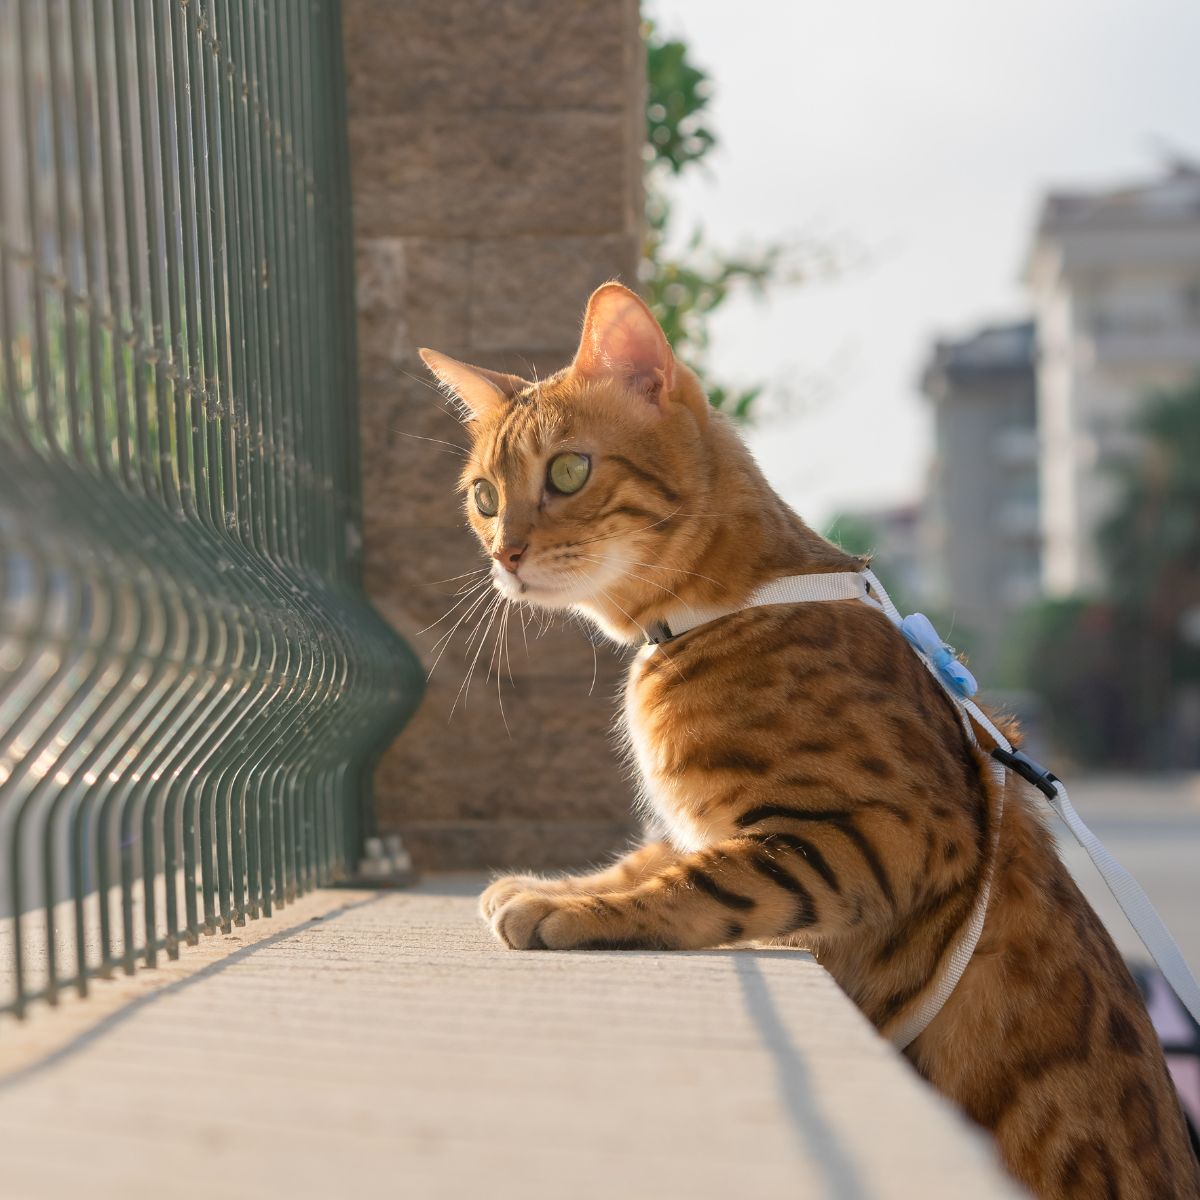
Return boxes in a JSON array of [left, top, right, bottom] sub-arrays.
[[421, 284, 1200, 1200]]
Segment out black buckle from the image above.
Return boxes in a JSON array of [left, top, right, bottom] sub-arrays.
[[646, 621, 673, 646], [991, 747, 1059, 799]]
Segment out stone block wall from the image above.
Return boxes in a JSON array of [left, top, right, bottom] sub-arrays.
[[343, 0, 645, 869]]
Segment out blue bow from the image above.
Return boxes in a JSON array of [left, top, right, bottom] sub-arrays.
[[900, 612, 978, 699]]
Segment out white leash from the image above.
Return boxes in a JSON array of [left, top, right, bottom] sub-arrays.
[[1044, 778, 1200, 1032], [649, 568, 1200, 1048]]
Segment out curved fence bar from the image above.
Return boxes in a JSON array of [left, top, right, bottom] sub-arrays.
[[0, 0, 423, 1019]]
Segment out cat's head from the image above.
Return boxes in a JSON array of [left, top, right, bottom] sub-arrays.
[[420, 283, 760, 644]]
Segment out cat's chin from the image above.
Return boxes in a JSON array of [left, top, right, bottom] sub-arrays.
[[486, 576, 643, 644], [491, 572, 578, 609]]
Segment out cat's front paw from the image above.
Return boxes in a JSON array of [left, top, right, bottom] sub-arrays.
[[490, 891, 561, 949], [479, 874, 547, 920]]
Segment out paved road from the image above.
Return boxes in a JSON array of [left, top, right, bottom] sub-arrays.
[[1049, 774, 1200, 975]]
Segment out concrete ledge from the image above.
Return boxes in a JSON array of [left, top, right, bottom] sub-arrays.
[[0, 879, 1023, 1199], [0, 887, 373, 1077]]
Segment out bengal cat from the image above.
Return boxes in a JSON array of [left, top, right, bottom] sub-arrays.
[[420, 283, 1200, 1200]]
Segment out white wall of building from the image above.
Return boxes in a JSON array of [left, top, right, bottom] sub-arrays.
[[1026, 166, 1200, 595]]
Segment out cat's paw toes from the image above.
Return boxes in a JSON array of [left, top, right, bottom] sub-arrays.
[[532, 905, 594, 950], [479, 874, 543, 920], [490, 892, 562, 950]]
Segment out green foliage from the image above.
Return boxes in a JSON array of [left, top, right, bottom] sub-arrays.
[[1099, 379, 1200, 624], [1003, 598, 1128, 766], [645, 36, 716, 176], [1098, 379, 1200, 762], [642, 24, 823, 421], [642, 212, 783, 420]]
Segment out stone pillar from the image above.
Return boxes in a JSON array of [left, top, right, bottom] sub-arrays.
[[343, 0, 645, 869]]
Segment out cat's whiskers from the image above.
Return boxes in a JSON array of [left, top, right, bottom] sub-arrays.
[[576, 552, 685, 603], [456, 593, 499, 671], [425, 583, 496, 680], [576, 576, 600, 700], [554, 544, 718, 590], [553, 565, 603, 696], [586, 608, 599, 696], [600, 584, 685, 682], [487, 598, 507, 683], [463, 590, 500, 658], [455, 575, 491, 597], [586, 576, 686, 681], [389, 428, 470, 459], [451, 569, 492, 593], [473, 593, 508, 696], [517, 601, 532, 653], [571, 505, 683, 549], [485, 597, 513, 738], [584, 553, 720, 586], [418, 575, 493, 636], [451, 592, 505, 721], [428, 595, 491, 671], [592, 582, 649, 643], [501, 602, 517, 688], [421, 590, 494, 659], [424, 566, 491, 588]]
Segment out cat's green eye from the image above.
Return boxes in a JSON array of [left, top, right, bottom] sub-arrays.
[[547, 452, 590, 496], [473, 478, 499, 517]]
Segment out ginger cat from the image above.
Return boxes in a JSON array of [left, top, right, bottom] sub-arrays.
[[420, 283, 1200, 1200]]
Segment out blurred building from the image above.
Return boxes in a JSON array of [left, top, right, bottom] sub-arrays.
[[1024, 160, 1200, 596], [920, 321, 1040, 673]]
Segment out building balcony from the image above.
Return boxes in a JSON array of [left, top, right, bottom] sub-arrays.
[[1080, 327, 1200, 369]]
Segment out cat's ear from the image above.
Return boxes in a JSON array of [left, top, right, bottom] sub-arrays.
[[572, 282, 675, 405], [419, 348, 529, 420]]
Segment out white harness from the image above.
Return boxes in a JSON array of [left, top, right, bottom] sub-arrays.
[[648, 568, 1200, 1050]]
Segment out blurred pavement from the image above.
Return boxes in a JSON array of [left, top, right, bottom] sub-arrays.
[[1049, 774, 1200, 974]]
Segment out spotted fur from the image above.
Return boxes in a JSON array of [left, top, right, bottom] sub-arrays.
[[422, 284, 1200, 1200]]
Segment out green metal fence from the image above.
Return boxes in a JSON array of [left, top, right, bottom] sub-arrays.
[[0, 0, 423, 1019]]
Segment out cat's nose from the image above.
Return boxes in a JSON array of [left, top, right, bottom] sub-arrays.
[[493, 544, 526, 574]]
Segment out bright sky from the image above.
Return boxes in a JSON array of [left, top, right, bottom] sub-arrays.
[[649, 0, 1200, 528]]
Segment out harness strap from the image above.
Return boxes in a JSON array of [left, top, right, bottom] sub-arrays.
[[861, 569, 1007, 1049], [647, 571, 870, 644], [648, 568, 1200, 1048]]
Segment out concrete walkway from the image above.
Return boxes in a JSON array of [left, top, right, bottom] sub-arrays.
[[0, 878, 1023, 1200]]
